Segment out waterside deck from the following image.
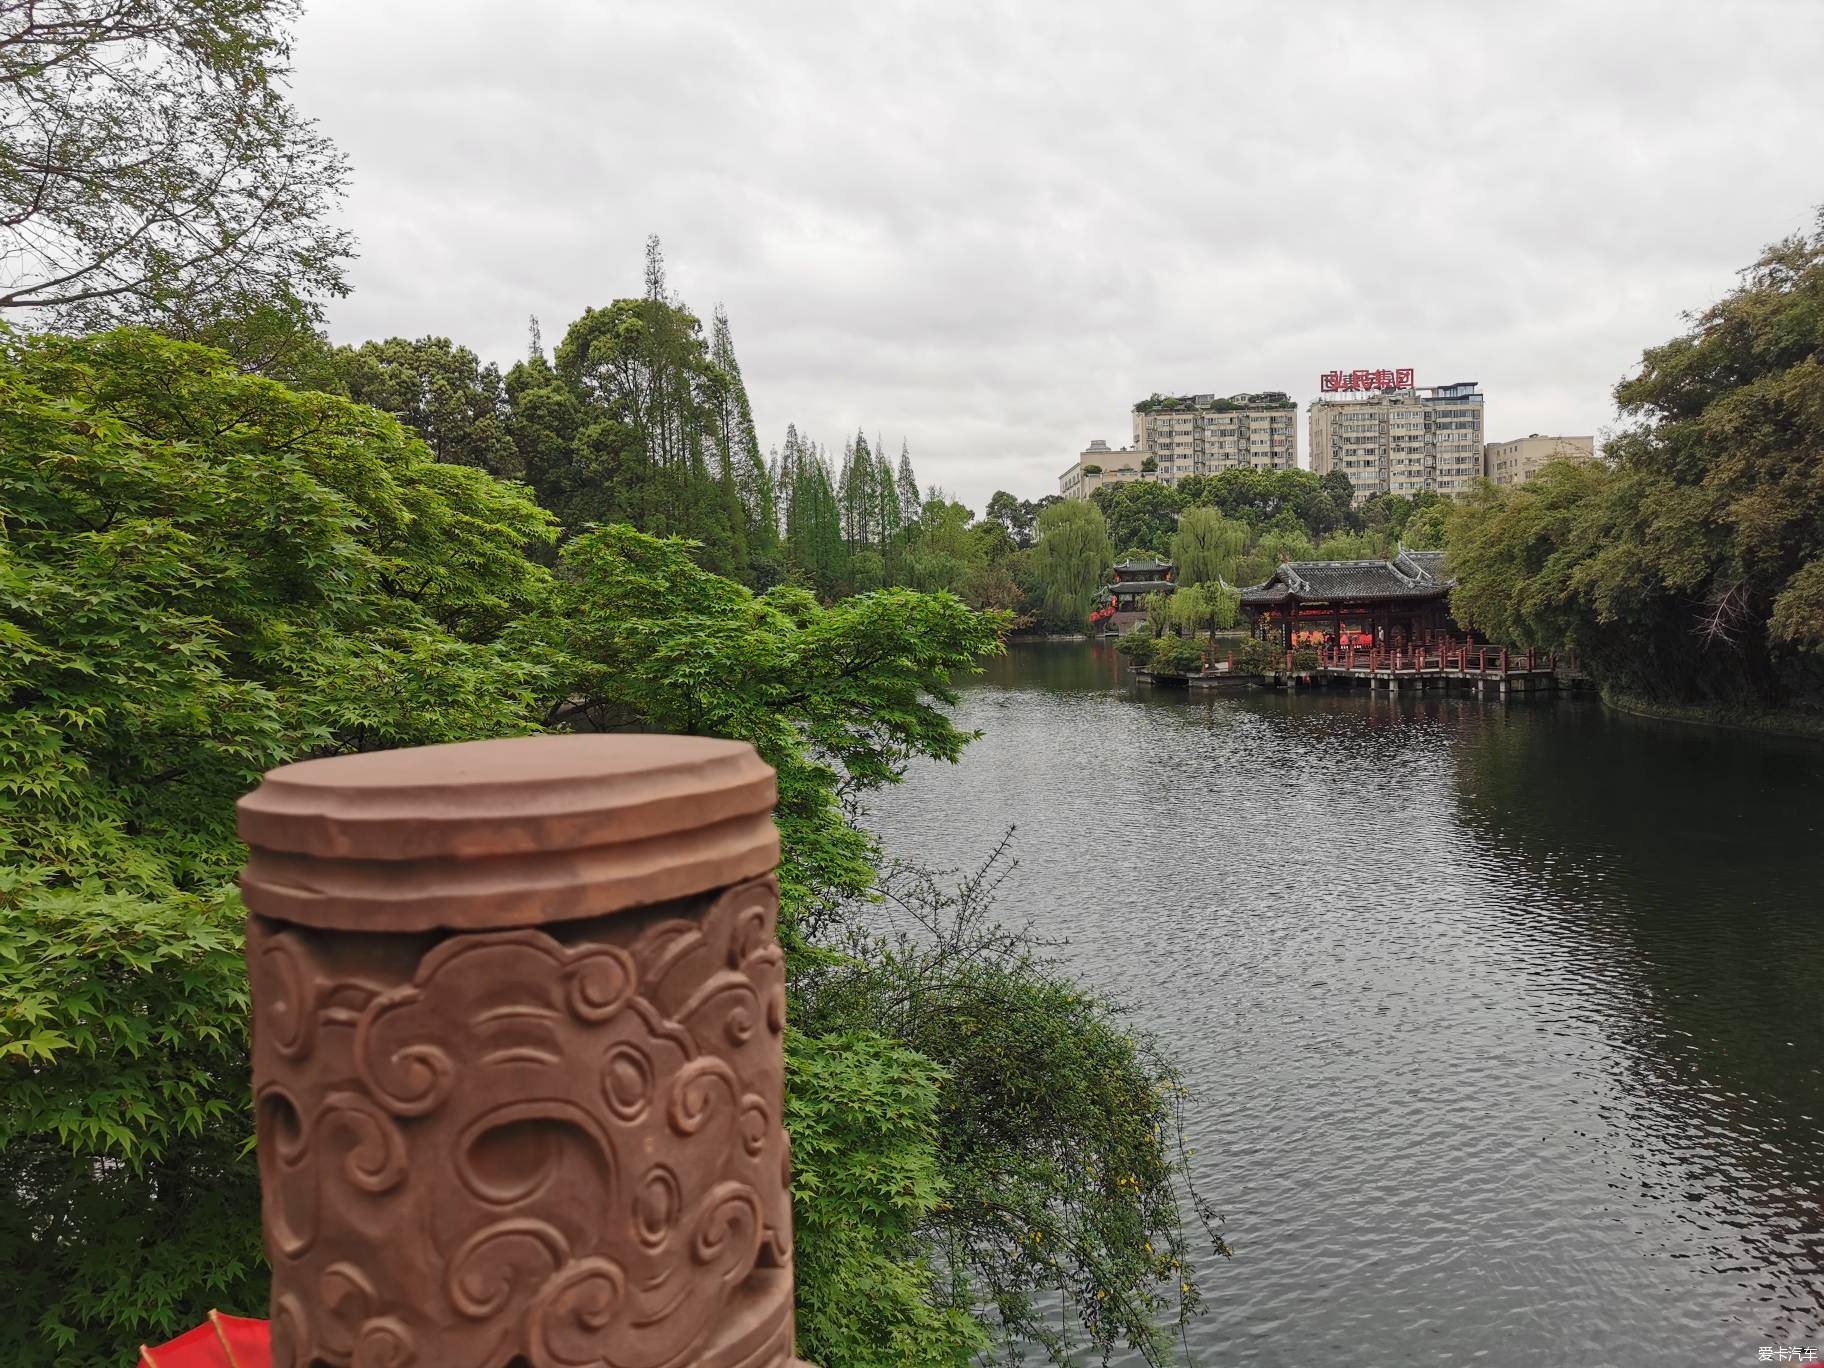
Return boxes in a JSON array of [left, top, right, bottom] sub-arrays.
[[1299, 643, 1580, 697], [1147, 643, 1591, 699]]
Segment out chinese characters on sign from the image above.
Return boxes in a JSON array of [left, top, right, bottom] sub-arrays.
[[1758, 1349, 1821, 1363], [1320, 368, 1415, 393]]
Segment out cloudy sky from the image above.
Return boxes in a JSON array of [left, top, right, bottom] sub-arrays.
[[290, 1, 1824, 511]]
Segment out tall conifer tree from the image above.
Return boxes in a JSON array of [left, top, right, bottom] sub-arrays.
[[837, 437, 858, 554], [897, 441, 921, 524], [875, 447, 903, 579], [710, 303, 777, 556]]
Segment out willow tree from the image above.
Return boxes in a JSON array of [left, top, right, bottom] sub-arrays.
[[1031, 499, 1114, 628], [1170, 506, 1249, 585], [1169, 581, 1242, 640]]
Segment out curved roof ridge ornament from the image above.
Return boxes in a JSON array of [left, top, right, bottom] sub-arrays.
[[1388, 547, 1426, 587], [1281, 563, 1311, 593]]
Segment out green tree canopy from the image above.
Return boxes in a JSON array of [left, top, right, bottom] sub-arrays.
[[1178, 467, 1348, 539], [1320, 469, 1358, 521], [1030, 499, 1113, 629], [984, 490, 1022, 536], [0, 327, 1222, 1368], [331, 336, 519, 477], [0, 328, 556, 1360], [903, 499, 983, 596], [1447, 212, 1824, 711], [513, 273, 747, 574], [1090, 480, 1183, 553], [1314, 530, 1388, 560], [1357, 491, 1414, 537], [533, 524, 1004, 916], [1170, 506, 1249, 585], [1168, 580, 1241, 639], [1401, 501, 1449, 550]]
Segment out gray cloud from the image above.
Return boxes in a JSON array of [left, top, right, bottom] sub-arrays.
[[291, 0, 1824, 511]]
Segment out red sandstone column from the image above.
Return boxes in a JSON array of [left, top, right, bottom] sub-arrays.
[[237, 735, 808, 1368]]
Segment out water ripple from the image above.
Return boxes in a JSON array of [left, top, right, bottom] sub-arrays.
[[866, 642, 1824, 1365]]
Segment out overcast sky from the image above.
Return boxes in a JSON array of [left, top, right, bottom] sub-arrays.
[[290, 1, 1824, 512]]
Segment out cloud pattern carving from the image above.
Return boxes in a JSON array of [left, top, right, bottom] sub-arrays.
[[249, 876, 794, 1368]]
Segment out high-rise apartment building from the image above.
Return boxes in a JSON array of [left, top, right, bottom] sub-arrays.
[[1308, 379, 1485, 502], [1130, 392, 1298, 479], [1483, 434, 1595, 486], [1059, 439, 1153, 499]]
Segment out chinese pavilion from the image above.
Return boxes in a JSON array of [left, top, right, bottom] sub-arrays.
[[1237, 548, 1463, 649], [1105, 557, 1176, 613]]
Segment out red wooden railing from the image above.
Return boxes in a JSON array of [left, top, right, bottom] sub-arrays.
[[1312, 638, 1563, 679]]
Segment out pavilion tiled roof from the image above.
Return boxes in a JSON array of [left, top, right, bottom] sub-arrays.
[[1112, 558, 1173, 574], [1237, 550, 1453, 606], [1106, 578, 1177, 595]]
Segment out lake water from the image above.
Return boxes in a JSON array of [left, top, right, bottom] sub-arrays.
[[865, 641, 1824, 1367]]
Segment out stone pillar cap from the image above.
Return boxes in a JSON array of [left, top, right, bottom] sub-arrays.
[[238, 734, 778, 932]]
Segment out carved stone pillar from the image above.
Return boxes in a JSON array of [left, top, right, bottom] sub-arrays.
[[237, 734, 806, 1368]]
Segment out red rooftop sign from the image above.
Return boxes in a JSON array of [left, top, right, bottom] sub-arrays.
[[1321, 368, 1414, 393]]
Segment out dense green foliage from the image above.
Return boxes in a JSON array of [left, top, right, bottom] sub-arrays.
[[1168, 582, 1241, 640], [1231, 636, 1288, 677], [1147, 635, 1207, 676], [331, 335, 519, 477], [1401, 499, 1449, 550], [1091, 480, 1183, 553], [0, 328, 554, 1359], [798, 845, 1225, 1362], [982, 490, 1059, 546], [534, 523, 1004, 921], [1447, 216, 1824, 713], [783, 1030, 984, 1367], [1176, 467, 1354, 542], [319, 240, 1042, 615], [1091, 466, 1421, 575], [1170, 507, 1248, 586], [500, 240, 772, 579], [1113, 629, 1154, 665], [0, 329, 1219, 1366], [1356, 488, 1443, 543], [1029, 499, 1115, 629]]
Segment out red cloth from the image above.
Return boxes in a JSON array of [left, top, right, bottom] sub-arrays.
[[138, 1312, 269, 1368]]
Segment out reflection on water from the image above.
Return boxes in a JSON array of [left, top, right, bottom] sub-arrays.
[[866, 641, 1824, 1366]]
